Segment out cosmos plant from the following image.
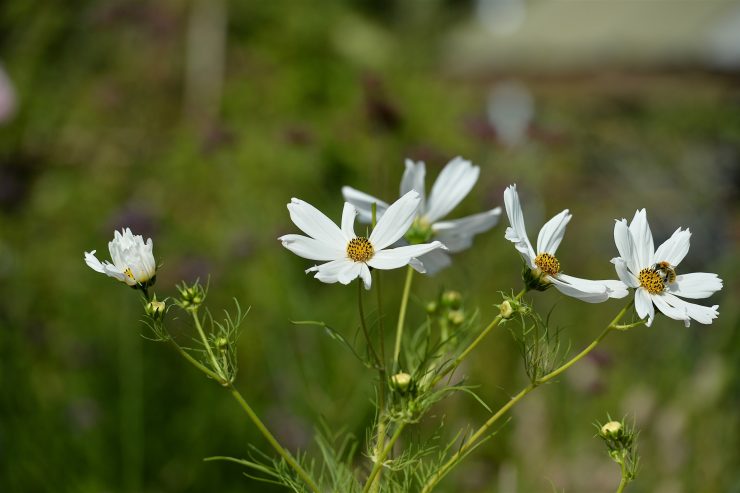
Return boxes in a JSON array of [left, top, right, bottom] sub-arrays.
[[85, 157, 722, 493]]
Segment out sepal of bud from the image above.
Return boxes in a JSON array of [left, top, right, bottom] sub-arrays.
[[522, 263, 551, 292], [176, 281, 207, 310], [145, 298, 166, 321]]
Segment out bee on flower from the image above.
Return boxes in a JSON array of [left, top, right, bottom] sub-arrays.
[[612, 209, 722, 326], [342, 157, 501, 274], [280, 190, 446, 289], [84, 228, 156, 289]]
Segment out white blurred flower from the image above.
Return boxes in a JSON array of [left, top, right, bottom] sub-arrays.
[[504, 184, 627, 303], [612, 209, 722, 327], [342, 157, 501, 274], [84, 228, 156, 287], [280, 191, 446, 289]]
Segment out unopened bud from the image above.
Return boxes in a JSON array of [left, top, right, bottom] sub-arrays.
[[447, 309, 465, 326], [145, 299, 166, 320], [500, 300, 515, 319], [390, 372, 412, 393], [215, 337, 229, 350], [601, 421, 622, 437], [425, 301, 438, 314], [441, 290, 462, 309]]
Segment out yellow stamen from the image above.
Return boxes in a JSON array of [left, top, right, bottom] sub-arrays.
[[638, 268, 665, 294], [124, 267, 135, 280], [534, 253, 560, 276], [347, 237, 374, 262]]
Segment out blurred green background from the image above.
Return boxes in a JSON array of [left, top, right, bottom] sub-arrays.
[[1, 1, 739, 492]]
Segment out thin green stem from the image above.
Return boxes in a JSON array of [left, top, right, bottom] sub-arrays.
[[228, 385, 322, 493], [358, 281, 381, 368], [432, 289, 527, 387], [190, 308, 226, 382], [616, 460, 629, 493], [362, 422, 406, 493], [168, 339, 222, 382], [392, 265, 414, 372], [420, 300, 634, 493]]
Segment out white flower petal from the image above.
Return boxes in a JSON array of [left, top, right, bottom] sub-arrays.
[[409, 258, 426, 273], [628, 209, 655, 268], [415, 249, 452, 275], [400, 159, 426, 211], [661, 292, 718, 326], [634, 287, 655, 327], [653, 227, 691, 267], [613, 219, 638, 274], [288, 198, 347, 247], [366, 241, 445, 270], [84, 251, 105, 273], [611, 257, 639, 288], [369, 190, 421, 250], [341, 202, 357, 240], [337, 261, 362, 285], [306, 258, 353, 285], [668, 272, 723, 299], [341, 186, 389, 223], [651, 292, 690, 326], [550, 274, 610, 303], [103, 262, 129, 284], [279, 234, 344, 261], [536, 209, 571, 255], [599, 279, 630, 299], [425, 157, 480, 222], [359, 263, 372, 290], [503, 184, 535, 267], [432, 207, 502, 253]]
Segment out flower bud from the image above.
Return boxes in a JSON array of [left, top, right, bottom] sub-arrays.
[[145, 299, 166, 320], [390, 372, 412, 393], [215, 337, 229, 350], [177, 282, 206, 309], [425, 301, 438, 315], [441, 290, 462, 310], [447, 309, 465, 326], [499, 300, 515, 319], [601, 421, 622, 437]]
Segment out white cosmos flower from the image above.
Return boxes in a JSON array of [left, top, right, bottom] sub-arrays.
[[84, 228, 156, 287], [612, 209, 722, 327], [280, 190, 446, 289], [504, 184, 628, 303], [342, 156, 501, 274]]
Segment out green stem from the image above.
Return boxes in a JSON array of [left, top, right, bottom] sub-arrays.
[[370, 271, 388, 493], [362, 422, 406, 493], [190, 308, 226, 382], [228, 385, 322, 493], [432, 289, 527, 387], [358, 281, 381, 368], [616, 460, 629, 493], [420, 301, 634, 493], [392, 265, 414, 372]]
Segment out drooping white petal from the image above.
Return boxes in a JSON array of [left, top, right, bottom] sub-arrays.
[[613, 219, 638, 275], [103, 262, 129, 284], [503, 184, 535, 267], [341, 202, 357, 240], [369, 190, 421, 250], [400, 159, 426, 212], [84, 251, 105, 273], [306, 258, 354, 285], [366, 241, 446, 270], [341, 186, 389, 223], [432, 207, 502, 253], [288, 198, 347, 247], [651, 293, 690, 326], [668, 272, 723, 299], [661, 292, 718, 325], [409, 258, 427, 274], [359, 263, 372, 289], [279, 234, 344, 261], [536, 209, 571, 255], [611, 257, 639, 288], [415, 249, 452, 275], [634, 287, 655, 327], [425, 157, 480, 223], [337, 261, 362, 285], [653, 227, 691, 267], [549, 274, 610, 303], [598, 279, 631, 299], [628, 209, 655, 268]]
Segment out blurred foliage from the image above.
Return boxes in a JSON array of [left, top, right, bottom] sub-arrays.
[[1, 0, 739, 492]]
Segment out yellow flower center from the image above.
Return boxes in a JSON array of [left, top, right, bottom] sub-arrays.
[[347, 237, 374, 262], [638, 268, 665, 294], [124, 267, 135, 281], [534, 253, 560, 276]]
